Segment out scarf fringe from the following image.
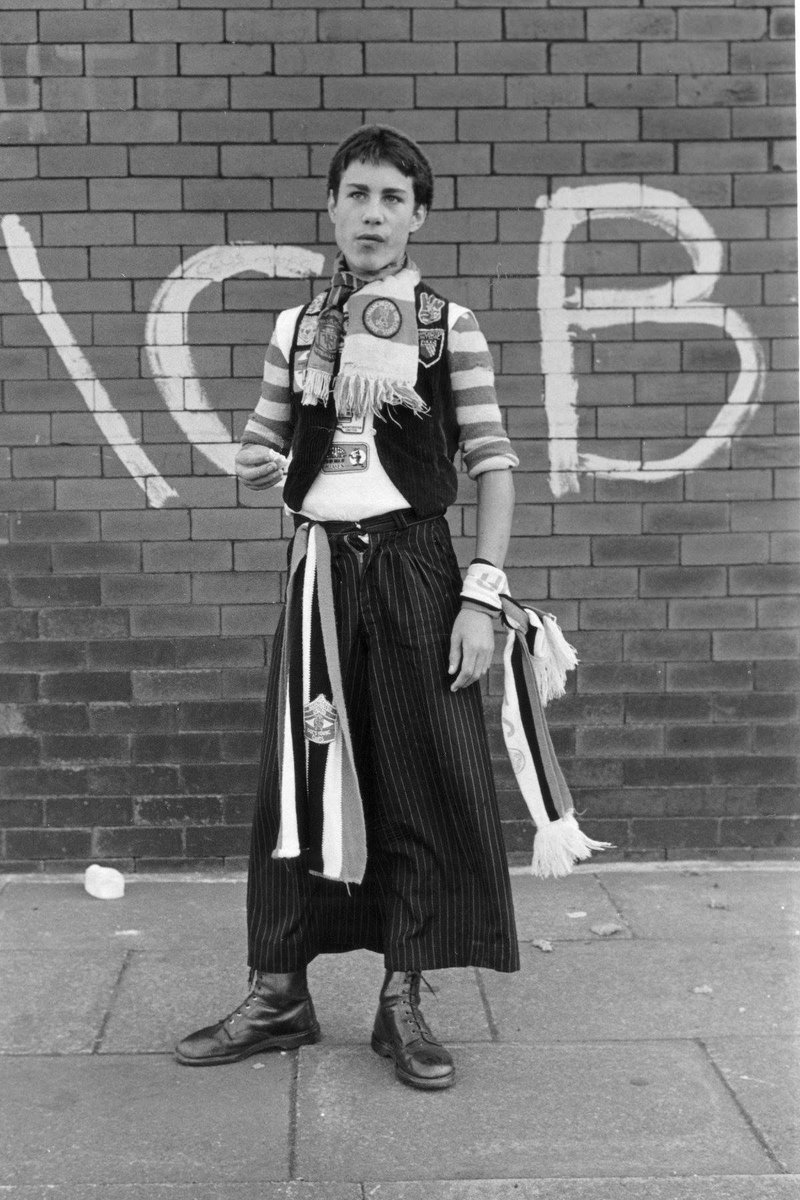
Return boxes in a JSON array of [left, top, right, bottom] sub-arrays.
[[531, 812, 614, 879], [301, 369, 429, 420], [334, 373, 429, 419], [533, 613, 580, 706], [300, 367, 334, 406]]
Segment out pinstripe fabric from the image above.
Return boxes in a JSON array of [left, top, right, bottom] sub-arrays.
[[247, 516, 520, 975]]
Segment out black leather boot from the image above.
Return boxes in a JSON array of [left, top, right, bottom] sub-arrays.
[[175, 969, 320, 1066], [371, 970, 455, 1090]]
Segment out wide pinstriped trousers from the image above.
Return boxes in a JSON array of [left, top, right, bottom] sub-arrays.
[[246, 515, 520, 974]]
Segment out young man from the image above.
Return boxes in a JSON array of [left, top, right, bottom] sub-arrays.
[[176, 126, 520, 1090]]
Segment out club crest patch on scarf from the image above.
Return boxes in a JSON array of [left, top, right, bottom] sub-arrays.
[[418, 326, 444, 368], [303, 694, 338, 744], [315, 310, 345, 363], [418, 291, 445, 326], [362, 298, 403, 339]]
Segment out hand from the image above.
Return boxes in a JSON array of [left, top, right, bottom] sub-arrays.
[[448, 608, 495, 692], [235, 444, 287, 490]]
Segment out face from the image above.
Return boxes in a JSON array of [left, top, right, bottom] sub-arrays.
[[328, 159, 427, 279]]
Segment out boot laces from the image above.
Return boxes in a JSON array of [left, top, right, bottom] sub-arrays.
[[223, 987, 258, 1026], [395, 972, 436, 1039]]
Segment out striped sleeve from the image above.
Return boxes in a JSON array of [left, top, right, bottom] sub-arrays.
[[240, 306, 301, 454], [448, 305, 518, 477]]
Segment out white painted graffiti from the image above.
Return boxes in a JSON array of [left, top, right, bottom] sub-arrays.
[[3, 213, 178, 507], [3, 187, 765, 505], [537, 183, 766, 496], [2, 213, 324, 506], [144, 243, 325, 479]]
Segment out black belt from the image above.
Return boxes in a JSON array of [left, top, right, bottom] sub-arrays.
[[292, 508, 438, 536]]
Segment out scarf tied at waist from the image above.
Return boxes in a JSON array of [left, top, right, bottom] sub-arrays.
[[272, 519, 611, 885]]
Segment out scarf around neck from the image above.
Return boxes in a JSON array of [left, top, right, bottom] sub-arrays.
[[301, 253, 429, 420]]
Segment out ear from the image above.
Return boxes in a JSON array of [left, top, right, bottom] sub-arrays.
[[327, 189, 338, 223], [409, 204, 427, 235]]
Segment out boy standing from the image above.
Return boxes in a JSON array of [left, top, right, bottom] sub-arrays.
[[176, 126, 520, 1090]]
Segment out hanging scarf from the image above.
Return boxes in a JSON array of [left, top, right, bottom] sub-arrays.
[[273, 522, 611, 884], [499, 596, 612, 878], [301, 253, 429, 420], [272, 522, 367, 884]]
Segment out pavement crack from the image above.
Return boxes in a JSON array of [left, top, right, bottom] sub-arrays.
[[91, 947, 134, 1054], [288, 1047, 300, 1179], [594, 872, 635, 938], [697, 1037, 789, 1174], [474, 967, 500, 1042]]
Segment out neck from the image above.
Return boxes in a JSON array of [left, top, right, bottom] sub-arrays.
[[340, 253, 407, 283]]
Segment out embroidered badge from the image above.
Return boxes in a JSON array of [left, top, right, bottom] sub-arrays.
[[303, 694, 338, 745], [337, 411, 365, 435], [297, 315, 318, 346], [294, 346, 312, 393], [315, 310, 344, 363], [321, 443, 369, 472], [418, 327, 444, 368], [418, 291, 445, 326], [362, 298, 402, 339]]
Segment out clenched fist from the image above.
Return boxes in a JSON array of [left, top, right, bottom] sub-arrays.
[[235, 443, 288, 490]]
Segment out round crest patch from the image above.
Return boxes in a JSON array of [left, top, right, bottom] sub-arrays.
[[362, 298, 402, 339]]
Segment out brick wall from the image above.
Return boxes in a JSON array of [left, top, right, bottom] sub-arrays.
[[0, 1, 797, 871]]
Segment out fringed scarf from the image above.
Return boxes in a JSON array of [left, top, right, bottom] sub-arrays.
[[499, 596, 612, 878], [273, 522, 367, 884], [273, 522, 611, 884], [301, 253, 429, 420]]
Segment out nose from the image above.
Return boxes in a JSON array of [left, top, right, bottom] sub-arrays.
[[362, 197, 383, 223]]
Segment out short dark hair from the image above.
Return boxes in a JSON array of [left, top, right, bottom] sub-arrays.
[[326, 125, 434, 210]]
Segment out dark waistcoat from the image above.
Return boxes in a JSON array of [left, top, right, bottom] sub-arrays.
[[282, 282, 458, 517]]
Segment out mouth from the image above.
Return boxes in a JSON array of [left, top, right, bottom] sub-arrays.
[[356, 235, 384, 244]]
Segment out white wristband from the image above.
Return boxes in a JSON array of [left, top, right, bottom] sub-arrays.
[[460, 560, 508, 613]]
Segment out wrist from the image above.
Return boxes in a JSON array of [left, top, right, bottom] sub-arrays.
[[460, 599, 496, 619], [460, 559, 508, 614]]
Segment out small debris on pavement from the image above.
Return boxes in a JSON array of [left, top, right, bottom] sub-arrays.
[[532, 939, 553, 952], [693, 984, 714, 995], [84, 864, 125, 900], [708, 896, 728, 909], [566, 910, 587, 918], [590, 921, 625, 937]]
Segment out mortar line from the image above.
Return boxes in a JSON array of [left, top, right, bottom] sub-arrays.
[[474, 966, 500, 1043], [697, 1037, 789, 1174], [91, 947, 134, 1055]]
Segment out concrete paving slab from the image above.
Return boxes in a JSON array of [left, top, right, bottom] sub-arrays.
[[308, 954, 493, 1045], [0, 881, 247, 951], [98, 944, 250, 1054], [364, 1178, 800, 1199], [510, 873, 629, 943], [705, 1036, 800, 1173], [0, 949, 127, 1054], [0, 1055, 292, 1186], [482, 940, 798, 1043], [599, 871, 800, 942], [102, 947, 492, 1054], [295, 1041, 772, 1181], [0, 1187, 359, 1200]]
